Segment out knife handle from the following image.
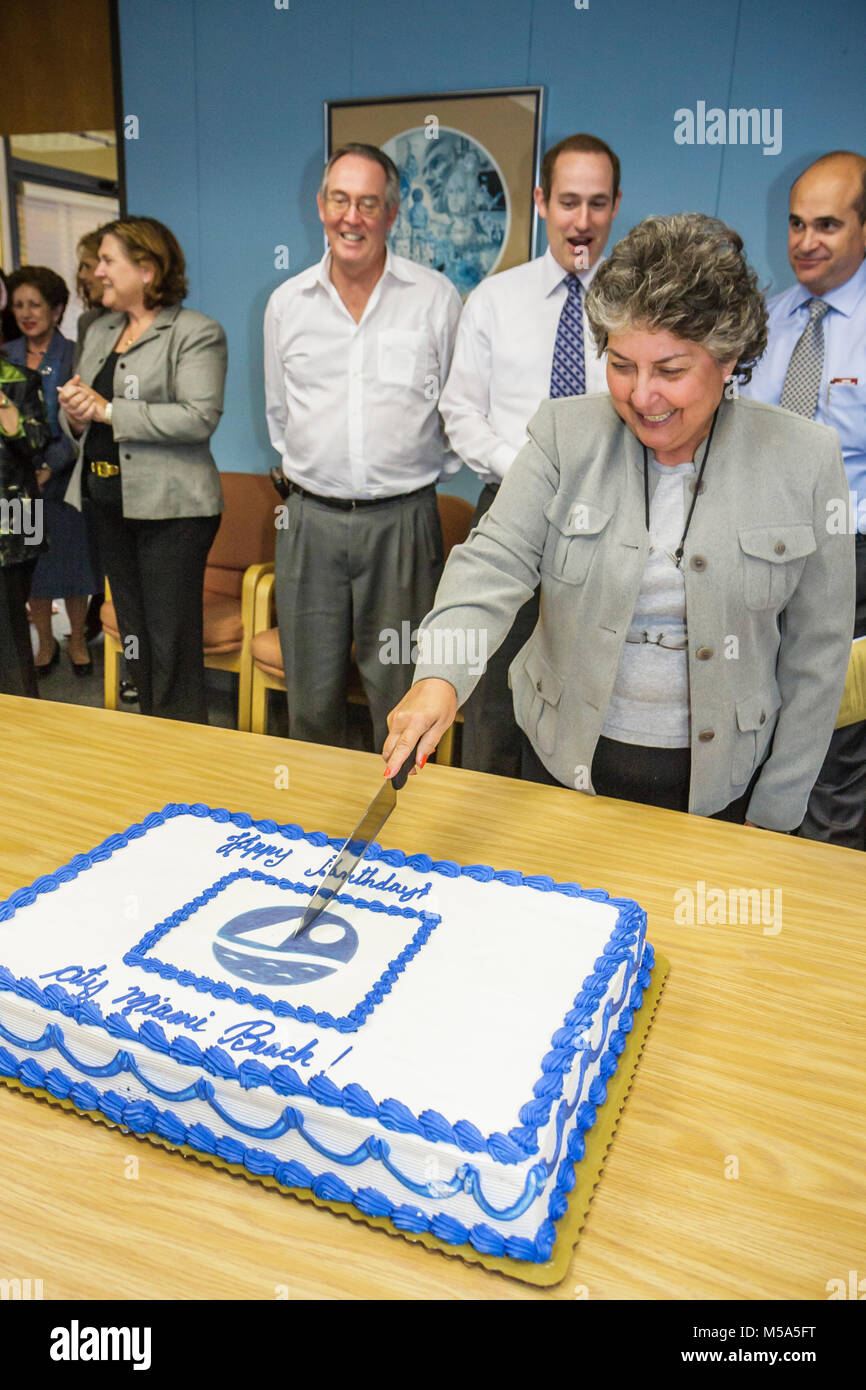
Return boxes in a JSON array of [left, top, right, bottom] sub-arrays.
[[390, 740, 421, 792]]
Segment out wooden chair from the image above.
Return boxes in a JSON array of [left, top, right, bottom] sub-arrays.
[[835, 637, 866, 729], [101, 472, 278, 730], [248, 493, 476, 758]]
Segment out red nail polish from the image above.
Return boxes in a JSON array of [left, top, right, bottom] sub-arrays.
[[418, 754, 427, 769], [383, 767, 392, 778]]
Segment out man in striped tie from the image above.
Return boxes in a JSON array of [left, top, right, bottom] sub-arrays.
[[742, 150, 866, 848], [440, 134, 622, 777]]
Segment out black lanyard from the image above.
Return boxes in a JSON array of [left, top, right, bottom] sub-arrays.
[[642, 406, 720, 569]]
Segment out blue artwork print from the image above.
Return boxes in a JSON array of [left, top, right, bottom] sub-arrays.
[[213, 905, 358, 988], [384, 127, 509, 298]]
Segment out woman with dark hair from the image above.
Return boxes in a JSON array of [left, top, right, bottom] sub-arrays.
[[58, 217, 227, 723], [384, 214, 855, 833], [6, 265, 98, 674], [0, 352, 49, 696]]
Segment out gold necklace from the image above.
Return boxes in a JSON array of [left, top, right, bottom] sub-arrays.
[[118, 316, 153, 350]]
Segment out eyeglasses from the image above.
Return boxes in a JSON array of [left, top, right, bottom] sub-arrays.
[[325, 192, 385, 219]]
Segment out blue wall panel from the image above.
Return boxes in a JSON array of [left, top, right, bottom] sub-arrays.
[[116, 0, 866, 490]]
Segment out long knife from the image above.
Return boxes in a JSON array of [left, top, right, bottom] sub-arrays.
[[291, 744, 420, 937]]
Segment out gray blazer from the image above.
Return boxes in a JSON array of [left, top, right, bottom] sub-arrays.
[[64, 303, 227, 519], [414, 394, 855, 830]]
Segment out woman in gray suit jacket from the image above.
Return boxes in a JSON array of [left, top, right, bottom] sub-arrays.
[[58, 217, 227, 722], [384, 214, 855, 833]]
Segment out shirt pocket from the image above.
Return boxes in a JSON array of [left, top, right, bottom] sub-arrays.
[[737, 523, 816, 610], [377, 329, 426, 386], [827, 382, 866, 454], [540, 493, 612, 586]]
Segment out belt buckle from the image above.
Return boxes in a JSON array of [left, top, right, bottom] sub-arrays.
[[625, 628, 687, 649]]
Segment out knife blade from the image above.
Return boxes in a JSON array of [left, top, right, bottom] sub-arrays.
[[291, 743, 420, 938]]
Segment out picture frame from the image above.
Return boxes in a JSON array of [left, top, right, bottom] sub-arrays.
[[325, 86, 544, 298]]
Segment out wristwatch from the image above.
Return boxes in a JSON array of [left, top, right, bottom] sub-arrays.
[[103, 401, 113, 425]]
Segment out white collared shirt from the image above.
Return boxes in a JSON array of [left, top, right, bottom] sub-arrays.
[[439, 248, 608, 486], [264, 248, 462, 498]]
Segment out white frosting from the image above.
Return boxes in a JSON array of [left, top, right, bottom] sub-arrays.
[[0, 809, 648, 1253]]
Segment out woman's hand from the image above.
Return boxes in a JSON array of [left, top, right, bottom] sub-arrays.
[[0, 390, 20, 435], [58, 375, 108, 427], [382, 678, 458, 780]]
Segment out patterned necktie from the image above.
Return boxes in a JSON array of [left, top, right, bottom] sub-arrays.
[[550, 275, 585, 398], [779, 297, 830, 418]]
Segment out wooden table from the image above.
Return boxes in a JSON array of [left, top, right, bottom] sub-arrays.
[[0, 694, 863, 1300]]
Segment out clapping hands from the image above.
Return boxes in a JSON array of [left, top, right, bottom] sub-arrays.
[[58, 375, 109, 430]]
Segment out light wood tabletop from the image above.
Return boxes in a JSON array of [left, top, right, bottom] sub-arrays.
[[0, 694, 863, 1301]]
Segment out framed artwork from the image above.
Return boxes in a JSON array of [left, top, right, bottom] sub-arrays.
[[325, 86, 544, 298]]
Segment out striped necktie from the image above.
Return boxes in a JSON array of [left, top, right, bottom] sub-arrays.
[[550, 275, 585, 398], [779, 297, 830, 418]]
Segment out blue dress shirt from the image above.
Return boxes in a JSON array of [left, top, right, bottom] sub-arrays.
[[741, 257, 866, 520]]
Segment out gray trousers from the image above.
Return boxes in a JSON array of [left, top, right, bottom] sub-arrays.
[[274, 485, 443, 750], [460, 483, 540, 778]]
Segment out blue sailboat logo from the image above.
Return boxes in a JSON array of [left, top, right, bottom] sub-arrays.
[[213, 906, 358, 987]]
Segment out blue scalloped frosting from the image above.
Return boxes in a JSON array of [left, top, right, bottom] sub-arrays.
[[122, 866, 440, 1034], [0, 945, 653, 1262], [0, 801, 648, 1168]]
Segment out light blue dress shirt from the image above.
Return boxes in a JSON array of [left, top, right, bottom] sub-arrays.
[[741, 257, 866, 519]]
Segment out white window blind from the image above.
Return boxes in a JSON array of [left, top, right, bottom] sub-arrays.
[[16, 182, 119, 341]]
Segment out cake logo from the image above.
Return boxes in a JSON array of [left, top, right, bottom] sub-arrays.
[[213, 905, 358, 987]]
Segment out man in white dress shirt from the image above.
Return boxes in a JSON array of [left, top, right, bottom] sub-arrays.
[[264, 144, 462, 749], [440, 133, 622, 776]]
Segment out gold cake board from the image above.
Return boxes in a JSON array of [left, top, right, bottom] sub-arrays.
[[2, 952, 668, 1288]]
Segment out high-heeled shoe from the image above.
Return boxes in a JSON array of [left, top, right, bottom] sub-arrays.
[[70, 655, 94, 677], [35, 641, 60, 678]]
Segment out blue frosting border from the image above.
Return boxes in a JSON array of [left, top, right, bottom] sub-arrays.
[[0, 941, 648, 1222], [0, 801, 648, 1167], [0, 944, 653, 1262], [123, 866, 440, 1034]]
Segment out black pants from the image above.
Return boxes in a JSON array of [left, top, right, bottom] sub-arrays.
[[461, 482, 540, 778], [521, 733, 759, 824], [89, 503, 220, 722], [0, 559, 38, 698], [798, 534, 866, 850]]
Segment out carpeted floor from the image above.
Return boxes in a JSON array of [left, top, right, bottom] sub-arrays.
[[30, 602, 374, 748]]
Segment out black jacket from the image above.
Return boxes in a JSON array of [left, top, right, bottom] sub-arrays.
[[0, 355, 50, 567]]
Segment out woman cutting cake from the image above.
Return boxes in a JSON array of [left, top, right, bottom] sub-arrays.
[[383, 213, 855, 831]]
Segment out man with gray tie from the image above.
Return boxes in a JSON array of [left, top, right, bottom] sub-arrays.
[[741, 149, 866, 848], [439, 133, 622, 778]]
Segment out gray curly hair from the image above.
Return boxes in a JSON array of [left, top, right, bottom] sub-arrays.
[[585, 213, 768, 383]]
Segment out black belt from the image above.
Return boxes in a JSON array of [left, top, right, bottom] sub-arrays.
[[288, 481, 435, 511]]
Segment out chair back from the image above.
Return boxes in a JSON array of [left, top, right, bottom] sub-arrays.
[[437, 493, 475, 559], [836, 638, 866, 729], [205, 472, 278, 598]]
